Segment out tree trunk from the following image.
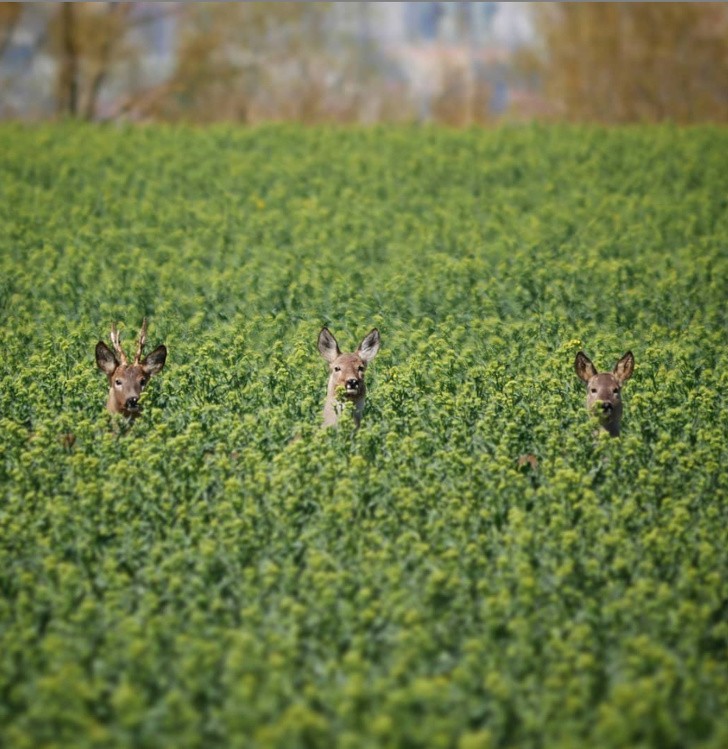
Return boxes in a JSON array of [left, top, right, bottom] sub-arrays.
[[57, 3, 79, 116]]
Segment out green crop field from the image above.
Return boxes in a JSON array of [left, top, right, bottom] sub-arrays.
[[1, 123, 727, 749]]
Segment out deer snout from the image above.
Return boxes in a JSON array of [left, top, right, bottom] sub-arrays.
[[601, 401, 613, 413], [346, 378, 360, 392], [125, 397, 140, 410]]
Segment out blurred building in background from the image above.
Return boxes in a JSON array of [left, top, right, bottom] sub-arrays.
[[0, 2, 725, 125]]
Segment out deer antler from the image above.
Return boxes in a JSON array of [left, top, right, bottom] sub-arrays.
[[110, 322, 128, 365], [133, 318, 148, 365]]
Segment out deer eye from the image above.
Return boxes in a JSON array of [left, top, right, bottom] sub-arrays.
[[358, 365, 365, 372], [334, 366, 341, 372], [613, 388, 620, 394], [590, 388, 597, 393], [115, 379, 122, 387], [140, 377, 148, 388]]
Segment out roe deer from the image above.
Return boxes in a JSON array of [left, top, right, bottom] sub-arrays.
[[318, 327, 380, 428], [95, 319, 167, 418], [574, 350, 634, 437]]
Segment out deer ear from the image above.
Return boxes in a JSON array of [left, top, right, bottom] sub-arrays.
[[613, 351, 634, 384], [574, 351, 597, 382], [96, 341, 119, 375], [357, 328, 381, 363], [142, 345, 167, 376], [318, 327, 340, 363]]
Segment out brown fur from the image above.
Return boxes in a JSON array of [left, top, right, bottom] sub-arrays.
[[96, 320, 166, 419], [318, 327, 380, 428], [575, 350, 634, 437]]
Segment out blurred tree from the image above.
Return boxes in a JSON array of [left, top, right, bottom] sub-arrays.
[[49, 2, 137, 119], [431, 58, 493, 128], [0, 4, 47, 119], [136, 3, 412, 125], [40, 2, 178, 121], [134, 3, 327, 123], [528, 3, 728, 123], [1, 2, 413, 125], [0, 3, 21, 61]]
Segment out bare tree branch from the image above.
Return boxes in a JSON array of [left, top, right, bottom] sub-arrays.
[[102, 79, 179, 122]]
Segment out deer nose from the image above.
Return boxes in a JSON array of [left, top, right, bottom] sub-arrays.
[[602, 402, 613, 412], [346, 379, 359, 390], [126, 397, 139, 409]]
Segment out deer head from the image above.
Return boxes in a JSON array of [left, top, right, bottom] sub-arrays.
[[95, 319, 167, 418], [318, 327, 380, 428], [574, 350, 634, 437]]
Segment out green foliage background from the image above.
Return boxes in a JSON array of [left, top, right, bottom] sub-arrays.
[[1, 124, 727, 748]]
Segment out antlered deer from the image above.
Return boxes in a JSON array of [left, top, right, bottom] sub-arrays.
[[318, 327, 380, 428], [95, 319, 167, 418], [574, 350, 634, 437]]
